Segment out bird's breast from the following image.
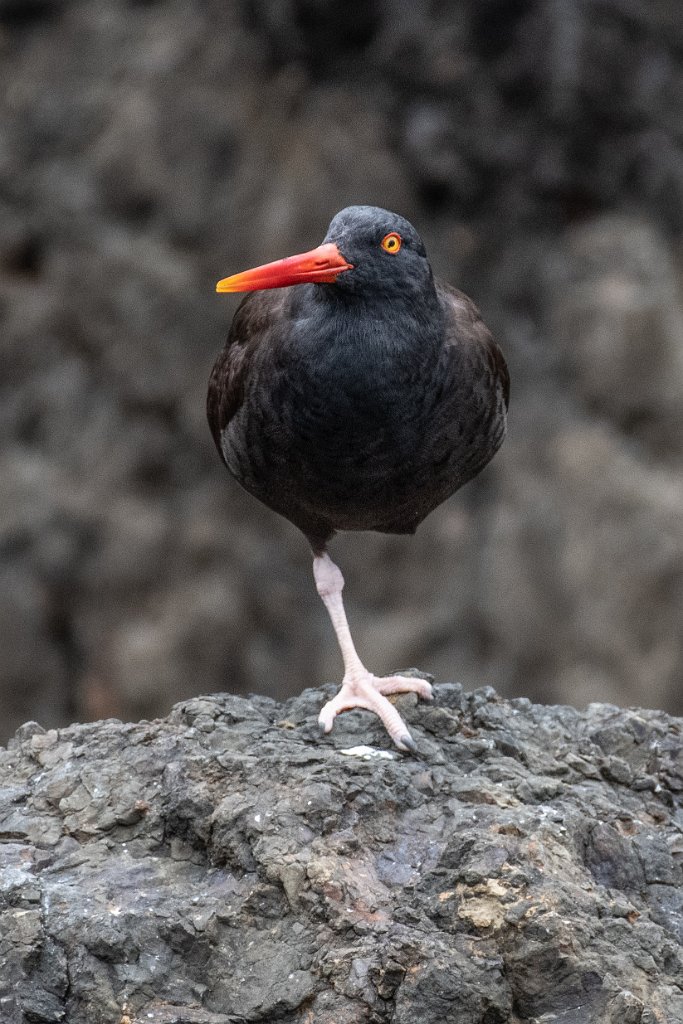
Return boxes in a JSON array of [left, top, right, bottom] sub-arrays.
[[220, 297, 504, 536], [273, 335, 432, 467]]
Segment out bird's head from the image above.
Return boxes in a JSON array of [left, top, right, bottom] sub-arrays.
[[216, 206, 433, 301]]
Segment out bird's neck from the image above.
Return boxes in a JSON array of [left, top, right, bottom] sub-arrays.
[[296, 283, 444, 362]]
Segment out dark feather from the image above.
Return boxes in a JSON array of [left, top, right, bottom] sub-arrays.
[[207, 290, 289, 463], [208, 251, 508, 553]]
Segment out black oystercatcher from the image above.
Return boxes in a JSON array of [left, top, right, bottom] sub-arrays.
[[208, 206, 509, 751]]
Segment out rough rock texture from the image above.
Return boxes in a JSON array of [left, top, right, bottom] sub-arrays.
[[1, 684, 682, 1023], [1, 0, 682, 740]]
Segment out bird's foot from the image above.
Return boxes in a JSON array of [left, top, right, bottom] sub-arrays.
[[318, 671, 433, 752]]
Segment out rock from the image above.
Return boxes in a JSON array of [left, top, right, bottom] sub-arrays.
[[0, 686, 682, 1023], [547, 215, 683, 454], [484, 419, 683, 712]]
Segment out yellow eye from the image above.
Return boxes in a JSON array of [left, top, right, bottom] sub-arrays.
[[381, 232, 402, 254]]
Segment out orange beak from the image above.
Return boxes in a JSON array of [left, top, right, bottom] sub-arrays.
[[216, 242, 353, 293]]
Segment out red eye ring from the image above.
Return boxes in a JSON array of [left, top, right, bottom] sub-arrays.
[[381, 232, 402, 254]]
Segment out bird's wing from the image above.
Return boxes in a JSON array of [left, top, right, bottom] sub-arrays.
[[437, 282, 510, 411], [207, 289, 288, 464]]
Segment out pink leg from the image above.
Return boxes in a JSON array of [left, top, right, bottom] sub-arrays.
[[313, 552, 433, 751]]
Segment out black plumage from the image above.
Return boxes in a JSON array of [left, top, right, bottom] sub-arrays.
[[208, 206, 508, 750]]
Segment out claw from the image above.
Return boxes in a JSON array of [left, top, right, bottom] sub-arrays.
[[398, 733, 418, 754]]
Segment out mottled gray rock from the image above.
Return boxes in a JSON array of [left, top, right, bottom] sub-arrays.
[[1, 686, 682, 1023], [548, 215, 683, 455]]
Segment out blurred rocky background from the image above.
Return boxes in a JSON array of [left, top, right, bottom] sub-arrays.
[[0, 0, 681, 743]]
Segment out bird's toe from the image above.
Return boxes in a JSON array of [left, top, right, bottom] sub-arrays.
[[318, 703, 338, 734], [374, 674, 433, 701]]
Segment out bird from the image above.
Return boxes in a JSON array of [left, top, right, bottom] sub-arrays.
[[208, 206, 509, 752]]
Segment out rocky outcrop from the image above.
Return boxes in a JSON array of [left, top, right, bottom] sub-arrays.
[[1, 685, 682, 1023]]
